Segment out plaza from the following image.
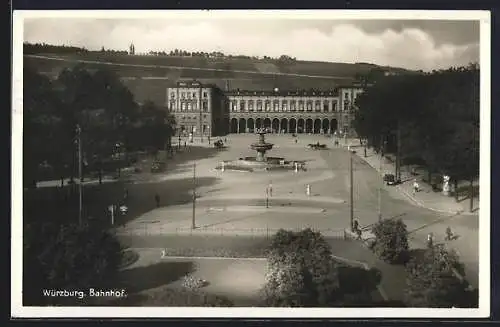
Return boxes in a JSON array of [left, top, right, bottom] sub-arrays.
[[114, 133, 479, 290]]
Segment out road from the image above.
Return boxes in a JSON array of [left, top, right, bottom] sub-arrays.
[[60, 134, 478, 288]]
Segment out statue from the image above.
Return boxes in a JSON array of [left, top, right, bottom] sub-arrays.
[[443, 175, 451, 196]]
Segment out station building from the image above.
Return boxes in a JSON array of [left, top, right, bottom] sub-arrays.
[[166, 80, 364, 137]]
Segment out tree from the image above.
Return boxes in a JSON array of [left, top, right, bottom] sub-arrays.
[[371, 219, 409, 264], [405, 244, 477, 308], [261, 229, 340, 306], [23, 220, 124, 305]]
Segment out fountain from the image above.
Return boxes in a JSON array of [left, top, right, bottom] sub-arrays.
[[250, 129, 274, 162], [215, 129, 306, 173]]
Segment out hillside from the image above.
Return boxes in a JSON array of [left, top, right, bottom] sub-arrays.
[[24, 53, 410, 105]]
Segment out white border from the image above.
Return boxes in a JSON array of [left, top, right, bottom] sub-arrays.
[[12, 9, 491, 318]]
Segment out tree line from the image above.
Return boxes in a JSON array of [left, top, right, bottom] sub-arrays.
[[353, 64, 479, 199], [24, 42, 298, 63], [24, 63, 176, 187]]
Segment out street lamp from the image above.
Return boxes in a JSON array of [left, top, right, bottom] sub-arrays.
[[75, 124, 83, 225], [349, 147, 355, 231]]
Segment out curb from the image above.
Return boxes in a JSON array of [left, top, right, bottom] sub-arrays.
[[355, 151, 475, 216]]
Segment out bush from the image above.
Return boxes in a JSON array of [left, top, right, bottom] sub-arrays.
[[261, 228, 340, 306], [404, 244, 477, 308], [23, 220, 124, 305], [372, 219, 409, 264]]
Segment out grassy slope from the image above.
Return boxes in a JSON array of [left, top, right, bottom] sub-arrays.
[[25, 53, 409, 105]]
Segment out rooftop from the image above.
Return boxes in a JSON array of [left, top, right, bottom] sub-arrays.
[[225, 89, 339, 97]]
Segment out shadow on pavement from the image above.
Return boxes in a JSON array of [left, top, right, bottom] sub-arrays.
[[119, 261, 196, 294]]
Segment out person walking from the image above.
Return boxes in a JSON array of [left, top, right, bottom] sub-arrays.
[[427, 232, 434, 248], [413, 179, 420, 195], [268, 181, 273, 197], [155, 193, 160, 208]]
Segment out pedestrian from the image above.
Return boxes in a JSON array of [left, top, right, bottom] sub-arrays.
[[155, 193, 160, 208], [184, 141, 187, 149], [427, 233, 434, 248], [295, 139, 298, 144], [445, 226, 453, 241], [124, 188, 129, 202], [413, 179, 420, 195], [268, 181, 273, 197]]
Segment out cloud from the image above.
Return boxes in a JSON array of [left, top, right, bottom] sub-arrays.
[[23, 19, 479, 71]]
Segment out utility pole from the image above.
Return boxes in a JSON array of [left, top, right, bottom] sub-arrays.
[[192, 162, 197, 229], [76, 124, 83, 225], [349, 149, 354, 231], [377, 137, 384, 221], [396, 123, 402, 181]]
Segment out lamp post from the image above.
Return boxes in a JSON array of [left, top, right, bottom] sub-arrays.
[[192, 162, 196, 229], [75, 124, 83, 225], [349, 148, 354, 231], [378, 138, 387, 222]]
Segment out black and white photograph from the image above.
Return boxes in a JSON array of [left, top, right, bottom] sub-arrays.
[[11, 10, 490, 318]]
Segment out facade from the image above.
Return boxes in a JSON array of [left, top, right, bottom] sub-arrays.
[[166, 80, 228, 137], [166, 80, 364, 137]]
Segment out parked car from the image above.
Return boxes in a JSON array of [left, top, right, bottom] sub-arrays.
[[150, 161, 166, 173], [383, 173, 398, 185]]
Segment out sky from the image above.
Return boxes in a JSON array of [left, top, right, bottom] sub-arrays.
[[23, 16, 480, 71]]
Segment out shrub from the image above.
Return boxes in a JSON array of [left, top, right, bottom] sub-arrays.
[[405, 244, 476, 308], [24, 220, 124, 305], [261, 228, 340, 306], [372, 219, 409, 264]]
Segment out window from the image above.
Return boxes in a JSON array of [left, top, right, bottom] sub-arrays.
[[306, 101, 312, 112], [181, 92, 186, 99], [187, 92, 192, 99], [170, 93, 175, 98], [202, 101, 208, 112], [181, 102, 186, 111], [344, 92, 349, 99], [344, 100, 350, 111], [323, 101, 329, 112], [314, 101, 320, 112], [273, 100, 279, 112], [290, 101, 296, 112], [187, 102, 192, 111], [203, 92, 208, 98], [192, 102, 198, 110], [332, 101, 337, 112], [193, 92, 197, 98], [240, 100, 246, 112], [298, 101, 304, 112], [170, 100, 176, 111], [265, 101, 271, 112], [257, 101, 263, 112], [282, 101, 288, 112], [231, 101, 236, 112], [248, 100, 254, 112]]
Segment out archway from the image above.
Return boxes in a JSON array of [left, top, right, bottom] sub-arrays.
[[322, 118, 330, 134], [280, 118, 288, 133], [238, 118, 246, 134], [297, 119, 305, 134], [330, 119, 338, 134], [289, 118, 297, 134], [230, 118, 238, 134], [256, 118, 262, 130], [247, 118, 254, 133], [313, 119, 321, 134], [263, 118, 271, 131], [305, 119, 313, 134], [272, 118, 279, 133]]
